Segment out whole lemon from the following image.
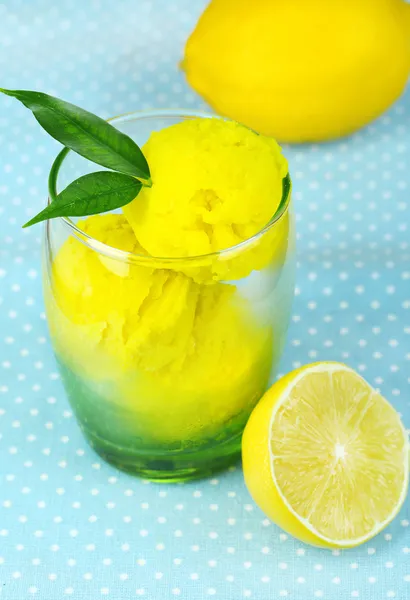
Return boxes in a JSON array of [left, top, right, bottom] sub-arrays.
[[183, 0, 410, 142]]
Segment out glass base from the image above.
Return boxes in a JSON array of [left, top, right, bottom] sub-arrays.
[[82, 426, 242, 482]]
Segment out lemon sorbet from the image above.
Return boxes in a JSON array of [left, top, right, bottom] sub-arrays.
[[44, 113, 295, 480]]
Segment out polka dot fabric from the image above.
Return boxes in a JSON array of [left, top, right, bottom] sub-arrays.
[[0, 0, 409, 598]]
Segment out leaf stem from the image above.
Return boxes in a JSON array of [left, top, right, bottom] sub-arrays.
[[140, 177, 152, 188]]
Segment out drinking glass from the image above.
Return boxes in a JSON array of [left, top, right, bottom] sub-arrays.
[[43, 110, 295, 481]]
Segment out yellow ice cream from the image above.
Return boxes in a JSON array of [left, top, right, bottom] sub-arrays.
[[45, 118, 291, 446], [47, 215, 275, 442], [123, 117, 289, 282]]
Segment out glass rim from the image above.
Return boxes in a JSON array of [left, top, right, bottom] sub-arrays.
[[47, 109, 292, 265]]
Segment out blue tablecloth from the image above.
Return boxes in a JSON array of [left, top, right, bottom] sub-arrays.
[[0, 1, 409, 598]]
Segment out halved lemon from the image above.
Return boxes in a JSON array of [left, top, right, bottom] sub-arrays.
[[242, 362, 409, 547]]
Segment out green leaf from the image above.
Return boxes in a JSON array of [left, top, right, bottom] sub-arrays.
[[0, 88, 151, 183], [23, 171, 142, 228]]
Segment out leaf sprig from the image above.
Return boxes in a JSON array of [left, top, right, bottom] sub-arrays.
[[0, 88, 151, 227]]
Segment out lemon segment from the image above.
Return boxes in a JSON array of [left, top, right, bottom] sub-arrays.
[[242, 362, 409, 548]]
